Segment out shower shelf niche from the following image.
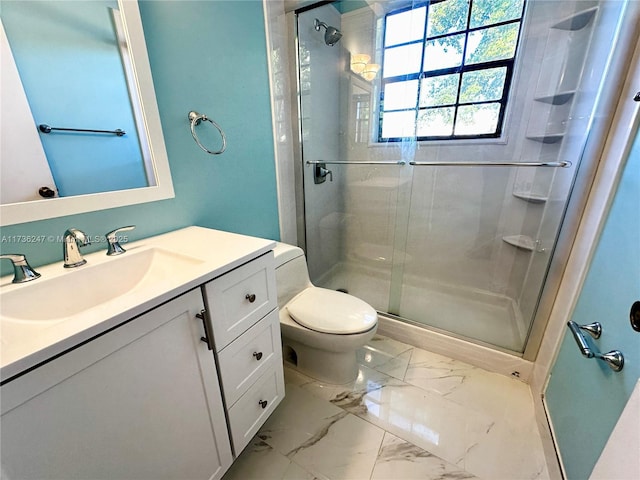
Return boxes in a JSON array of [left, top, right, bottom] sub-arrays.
[[512, 192, 548, 204], [534, 91, 575, 105], [502, 235, 537, 252], [551, 7, 597, 31]]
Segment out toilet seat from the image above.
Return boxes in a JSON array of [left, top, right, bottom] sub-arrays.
[[286, 287, 377, 334]]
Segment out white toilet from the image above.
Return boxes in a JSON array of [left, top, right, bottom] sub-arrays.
[[274, 242, 377, 384]]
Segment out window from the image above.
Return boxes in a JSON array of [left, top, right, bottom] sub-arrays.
[[379, 0, 525, 141]]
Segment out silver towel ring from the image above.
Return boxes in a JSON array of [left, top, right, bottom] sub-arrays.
[[188, 110, 227, 155]]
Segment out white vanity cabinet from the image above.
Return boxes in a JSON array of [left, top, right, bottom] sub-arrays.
[[203, 251, 285, 454], [0, 228, 285, 478], [0, 289, 233, 480]]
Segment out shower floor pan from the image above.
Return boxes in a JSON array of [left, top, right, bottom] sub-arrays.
[[317, 262, 527, 353]]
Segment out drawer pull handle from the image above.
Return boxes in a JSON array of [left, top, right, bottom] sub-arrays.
[[258, 399, 268, 409], [253, 351, 263, 361], [196, 310, 213, 351], [246, 293, 256, 303]]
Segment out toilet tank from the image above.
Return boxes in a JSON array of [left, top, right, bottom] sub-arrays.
[[273, 242, 312, 307]]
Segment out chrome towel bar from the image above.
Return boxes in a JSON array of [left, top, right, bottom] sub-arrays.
[[306, 160, 406, 165], [410, 160, 571, 167], [39, 124, 125, 136], [304, 160, 570, 167], [566, 321, 624, 371]]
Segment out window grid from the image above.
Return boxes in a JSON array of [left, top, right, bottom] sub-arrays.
[[379, 0, 525, 142]]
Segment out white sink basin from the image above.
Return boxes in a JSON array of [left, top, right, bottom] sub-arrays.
[[0, 226, 276, 381], [1, 247, 203, 322]]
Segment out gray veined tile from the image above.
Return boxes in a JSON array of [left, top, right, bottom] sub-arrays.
[[357, 346, 413, 380], [371, 432, 477, 480], [282, 461, 322, 480], [257, 384, 386, 479], [461, 415, 550, 480], [287, 361, 496, 472], [405, 348, 535, 423], [284, 364, 316, 387], [222, 437, 292, 480], [288, 412, 385, 480], [299, 364, 402, 407], [366, 334, 414, 357], [357, 335, 414, 380], [404, 347, 478, 396], [258, 385, 346, 458], [338, 375, 495, 470]]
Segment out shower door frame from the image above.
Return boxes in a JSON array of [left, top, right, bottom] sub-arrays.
[[289, 0, 637, 362]]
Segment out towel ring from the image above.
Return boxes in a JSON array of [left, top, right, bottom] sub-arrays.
[[188, 111, 227, 155]]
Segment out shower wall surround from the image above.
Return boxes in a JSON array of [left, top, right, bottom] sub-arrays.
[[297, 4, 347, 281], [0, 0, 280, 274]]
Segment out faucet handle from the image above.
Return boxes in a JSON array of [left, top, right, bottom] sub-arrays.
[[0, 254, 41, 283], [105, 225, 135, 256]]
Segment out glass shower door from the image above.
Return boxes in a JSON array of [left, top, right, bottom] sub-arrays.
[[297, 0, 629, 354]]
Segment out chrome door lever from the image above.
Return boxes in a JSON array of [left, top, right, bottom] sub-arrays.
[[566, 321, 624, 372]]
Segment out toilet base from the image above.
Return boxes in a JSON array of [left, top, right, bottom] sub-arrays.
[[283, 338, 359, 385]]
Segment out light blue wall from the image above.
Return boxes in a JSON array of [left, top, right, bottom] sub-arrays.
[[546, 128, 640, 479], [0, 0, 279, 274], [2, 0, 148, 196]]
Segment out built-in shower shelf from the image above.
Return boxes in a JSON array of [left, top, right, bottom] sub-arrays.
[[502, 235, 536, 252], [512, 192, 548, 204], [526, 133, 565, 144], [534, 91, 575, 105], [551, 7, 597, 31]]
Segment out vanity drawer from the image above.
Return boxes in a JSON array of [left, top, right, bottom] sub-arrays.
[[218, 309, 281, 407], [228, 365, 284, 454], [205, 252, 276, 350]]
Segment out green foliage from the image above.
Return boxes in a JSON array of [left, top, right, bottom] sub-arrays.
[[427, 0, 469, 37], [420, 74, 459, 107], [467, 23, 519, 65], [470, 0, 525, 28], [460, 68, 506, 103]]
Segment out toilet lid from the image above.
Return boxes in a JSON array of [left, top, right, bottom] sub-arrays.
[[286, 288, 377, 334]]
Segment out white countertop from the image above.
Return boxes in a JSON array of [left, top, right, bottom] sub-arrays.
[[0, 227, 275, 381]]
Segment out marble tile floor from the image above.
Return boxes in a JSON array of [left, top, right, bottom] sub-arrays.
[[223, 335, 550, 480]]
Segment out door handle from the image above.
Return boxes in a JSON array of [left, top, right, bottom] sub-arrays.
[[566, 321, 624, 371], [313, 162, 333, 184]]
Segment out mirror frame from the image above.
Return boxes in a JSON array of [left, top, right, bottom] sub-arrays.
[[0, 0, 174, 226]]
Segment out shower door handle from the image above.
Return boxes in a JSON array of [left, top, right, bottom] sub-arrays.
[[314, 162, 333, 184]]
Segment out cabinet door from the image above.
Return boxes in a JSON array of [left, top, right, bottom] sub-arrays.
[[1, 290, 233, 480]]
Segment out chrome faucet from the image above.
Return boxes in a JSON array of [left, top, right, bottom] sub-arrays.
[[105, 225, 135, 256], [63, 228, 90, 268], [0, 254, 41, 283]]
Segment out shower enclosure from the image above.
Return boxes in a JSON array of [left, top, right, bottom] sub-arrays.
[[293, 0, 632, 356]]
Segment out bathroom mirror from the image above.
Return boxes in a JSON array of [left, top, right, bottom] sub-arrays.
[[0, 0, 173, 226]]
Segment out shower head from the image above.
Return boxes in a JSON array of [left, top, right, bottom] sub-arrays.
[[314, 18, 342, 46]]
